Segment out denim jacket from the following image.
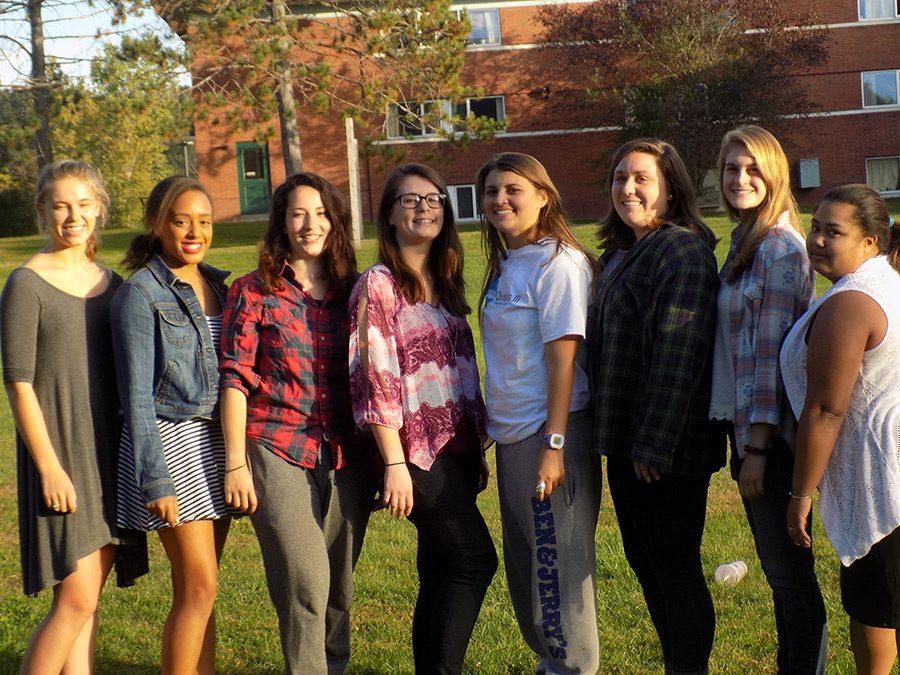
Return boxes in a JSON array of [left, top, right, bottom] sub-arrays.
[[111, 254, 229, 502]]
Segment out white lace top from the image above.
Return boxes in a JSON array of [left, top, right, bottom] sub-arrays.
[[780, 256, 900, 565]]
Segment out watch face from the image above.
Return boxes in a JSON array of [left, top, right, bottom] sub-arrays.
[[546, 433, 565, 449]]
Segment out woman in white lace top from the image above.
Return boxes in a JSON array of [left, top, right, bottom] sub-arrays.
[[781, 184, 900, 673]]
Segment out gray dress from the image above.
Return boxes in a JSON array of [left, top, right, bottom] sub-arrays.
[[0, 267, 146, 595]]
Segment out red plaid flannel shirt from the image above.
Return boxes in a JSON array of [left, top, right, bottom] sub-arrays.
[[219, 265, 355, 469]]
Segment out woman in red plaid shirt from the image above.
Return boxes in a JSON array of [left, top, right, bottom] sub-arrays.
[[219, 173, 375, 674]]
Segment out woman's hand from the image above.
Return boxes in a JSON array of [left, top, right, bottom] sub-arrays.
[[383, 463, 413, 518], [225, 465, 257, 514], [147, 496, 180, 528], [787, 494, 813, 548], [40, 463, 77, 513], [633, 460, 661, 483], [536, 448, 565, 501], [738, 454, 767, 500]]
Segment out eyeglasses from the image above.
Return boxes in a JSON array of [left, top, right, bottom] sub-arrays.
[[395, 192, 446, 209]]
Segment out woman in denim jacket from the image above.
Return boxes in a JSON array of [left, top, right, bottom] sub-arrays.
[[111, 176, 234, 674], [709, 126, 825, 674]]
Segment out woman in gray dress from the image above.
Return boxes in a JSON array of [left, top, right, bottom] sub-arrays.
[[0, 160, 146, 672]]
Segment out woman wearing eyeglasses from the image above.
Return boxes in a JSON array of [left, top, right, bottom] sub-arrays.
[[349, 164, 497, 673]]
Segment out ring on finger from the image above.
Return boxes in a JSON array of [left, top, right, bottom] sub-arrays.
[[51, 503, 60, 509]]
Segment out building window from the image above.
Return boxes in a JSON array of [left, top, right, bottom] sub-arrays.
[[858, 0, 899, 19], [452, 96, 505, 128], [867, 156, 900, 194], [386, 96, 504, 139], [386, 100, 445, 137], [457, 8, 501, 45], [448, 184, 481, 220], [862, 70, 900, 107]]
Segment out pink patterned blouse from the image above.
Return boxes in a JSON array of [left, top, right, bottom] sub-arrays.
[[349, 264, 488, 470]]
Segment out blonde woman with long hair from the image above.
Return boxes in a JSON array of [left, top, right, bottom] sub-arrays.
[[709, 125, 826, 673]]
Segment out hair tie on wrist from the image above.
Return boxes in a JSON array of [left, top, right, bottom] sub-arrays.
[[385, 460, 406, 467], [225, 463, 246, 474]]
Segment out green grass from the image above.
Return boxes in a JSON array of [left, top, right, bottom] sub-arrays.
[[0, 208, 895, 673]]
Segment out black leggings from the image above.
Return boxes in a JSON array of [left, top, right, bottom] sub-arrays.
[[406, 452, 498, 675], [607, 456, 715, 674]]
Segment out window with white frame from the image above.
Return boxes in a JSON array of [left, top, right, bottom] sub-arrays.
[[867, 156, 900, 194], [386, 101, 445, 137], [858, 0, 899, 19], [862, 70, 899, 107], [448, 185, 481, 220], [386, 96, 505, 139], [457, 8, 501, 46]]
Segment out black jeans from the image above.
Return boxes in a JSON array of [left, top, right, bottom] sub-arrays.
[[607, 456, 715, 674], [406, 452, 498, 675], [732, 443, 827, 674]]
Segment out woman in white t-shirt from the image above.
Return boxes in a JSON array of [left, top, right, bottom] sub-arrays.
[[477, 152, 601, 674]]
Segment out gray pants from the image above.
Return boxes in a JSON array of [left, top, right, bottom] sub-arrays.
[[496, 410, 602, 675], [248, 440, 374, 675]]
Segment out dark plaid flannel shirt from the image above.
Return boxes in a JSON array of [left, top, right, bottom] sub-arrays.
[[589, 224, 726, 476], [219, 264, 356, 470]]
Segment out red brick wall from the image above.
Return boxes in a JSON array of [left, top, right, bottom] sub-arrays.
[[783, 110, 900, 206], [190, 1, 900, 223]]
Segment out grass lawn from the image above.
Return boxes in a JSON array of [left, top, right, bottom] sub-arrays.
[[0, 205, 896, 673]]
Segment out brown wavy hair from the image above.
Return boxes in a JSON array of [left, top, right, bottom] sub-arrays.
[[34, 160, 110, 262], [376, 163, 469, 316], [476, 152, 594, 311], [258, 172, 357, 298], [597, 138, 717, 252], [719, 125, 802, 283], [123, 176, 212, 273]]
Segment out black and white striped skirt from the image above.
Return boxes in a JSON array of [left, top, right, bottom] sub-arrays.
[[116, 418, 236, 531]]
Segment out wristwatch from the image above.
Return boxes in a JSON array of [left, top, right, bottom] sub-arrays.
[[543, 433, 565, 450]]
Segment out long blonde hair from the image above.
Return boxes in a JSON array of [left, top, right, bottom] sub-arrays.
[[718, 125, 801, 283]]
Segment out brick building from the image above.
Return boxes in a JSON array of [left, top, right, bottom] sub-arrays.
[[180, 0, 900, 223]]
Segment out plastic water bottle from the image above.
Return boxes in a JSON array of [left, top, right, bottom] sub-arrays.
[[715, 560, 748, 586]]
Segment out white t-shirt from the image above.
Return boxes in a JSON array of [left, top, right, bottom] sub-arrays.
[[482, 239, 593, 445]]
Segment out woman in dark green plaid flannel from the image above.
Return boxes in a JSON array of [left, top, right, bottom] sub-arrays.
[[589, 138, 723, 675]]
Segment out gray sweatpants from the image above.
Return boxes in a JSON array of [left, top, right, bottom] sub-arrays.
[[496, 410, 602, 674], [247, 440, 374, 675]]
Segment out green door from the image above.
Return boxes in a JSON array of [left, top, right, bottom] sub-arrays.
[[236, 142, 271, 215]]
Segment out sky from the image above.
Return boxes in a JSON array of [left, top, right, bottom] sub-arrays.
[[0, 0, 182, 87]]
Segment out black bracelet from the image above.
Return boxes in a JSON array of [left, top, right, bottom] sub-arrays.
[[385, 460, 406, 467], [225, 463, 246, 473], [744, 444, 770, 457]]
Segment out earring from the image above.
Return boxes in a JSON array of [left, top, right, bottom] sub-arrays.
[[667, 195, 673, 201]]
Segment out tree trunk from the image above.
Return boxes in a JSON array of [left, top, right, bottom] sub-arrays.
[[28, 0, 52, 170], [271, 0, 302, 175]]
